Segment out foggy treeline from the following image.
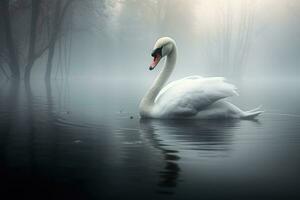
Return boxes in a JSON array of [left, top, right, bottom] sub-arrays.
[[1, 0, 299, 82], [0, 0, 95, 81]]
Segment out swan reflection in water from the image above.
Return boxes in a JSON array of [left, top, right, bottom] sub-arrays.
[[139, 119, 239, 195]]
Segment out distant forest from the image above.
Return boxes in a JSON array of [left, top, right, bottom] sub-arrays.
[[1, 0, 299, 82]]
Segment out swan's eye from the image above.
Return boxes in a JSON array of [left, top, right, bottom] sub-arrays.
[[151, 47, 162, 57]]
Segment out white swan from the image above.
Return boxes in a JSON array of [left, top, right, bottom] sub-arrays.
[[139, 37, 263, 119]]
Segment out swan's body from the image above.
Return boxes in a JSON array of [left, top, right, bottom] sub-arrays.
[[139, 37, 263, 119]]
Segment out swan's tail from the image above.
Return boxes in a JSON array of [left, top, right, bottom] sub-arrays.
[[242, 105, 264, 119]]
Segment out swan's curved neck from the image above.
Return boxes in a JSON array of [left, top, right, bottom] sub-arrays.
[[140, 44, 177, 115]]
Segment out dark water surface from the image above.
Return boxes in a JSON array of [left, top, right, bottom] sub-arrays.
[[0, 79, 300, 200]]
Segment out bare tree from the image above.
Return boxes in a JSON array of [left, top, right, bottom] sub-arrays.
[[24, 0, 42, 81], [199, 0, 257, 78], [0, 0, 81, 82], [233, 0, 256, 78], [0, 0, 20, 80], [45, 0, 75, 82]]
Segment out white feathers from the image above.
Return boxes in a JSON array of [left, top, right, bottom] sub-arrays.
[[152, 76, 240, 118], [139, 37, 263, 119]]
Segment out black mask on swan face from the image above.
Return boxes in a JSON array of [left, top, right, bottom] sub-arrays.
[[149, 37, 175, 71], [151, 47, 162, 57]]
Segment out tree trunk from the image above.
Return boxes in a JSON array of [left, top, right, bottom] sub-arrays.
[[45, 0, 62, 83], [0, 0, 20, 80], [45, 0, 75, 82], [25, 0, 41, 81], [45, 42, 56, 83]]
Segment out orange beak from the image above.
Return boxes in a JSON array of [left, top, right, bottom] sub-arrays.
[[149, 54, 161, 70]]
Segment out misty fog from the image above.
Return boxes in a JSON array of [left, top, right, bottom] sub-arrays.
[[1, 0, 300, 82], [1, 1, 300, 200]]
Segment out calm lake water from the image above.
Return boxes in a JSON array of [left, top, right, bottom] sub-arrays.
[[0, 79, 300, 200]]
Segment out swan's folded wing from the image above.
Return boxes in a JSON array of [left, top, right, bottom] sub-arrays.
[[154, 76, 238, 117], [155, 75, 203, 101]]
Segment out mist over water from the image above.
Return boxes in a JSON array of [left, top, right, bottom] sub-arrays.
[[1, 0, 300, 199], [2, 0, 296, 81], [1, 79, 300, 199]]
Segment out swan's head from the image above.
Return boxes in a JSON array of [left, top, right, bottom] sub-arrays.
[[149, 37, 175, 70]]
